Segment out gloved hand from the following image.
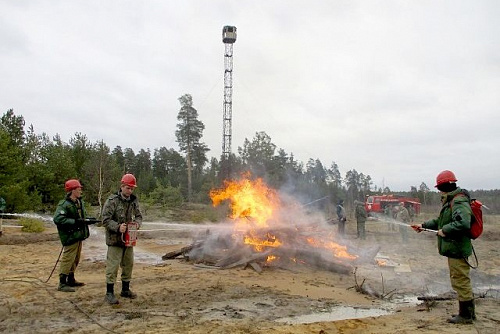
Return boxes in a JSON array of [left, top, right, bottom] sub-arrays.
[[84, 217, 101, 225], [411, 224, 423, 232]]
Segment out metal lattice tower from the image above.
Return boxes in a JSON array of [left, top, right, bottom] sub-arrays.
[[221, 26, 237, 181]]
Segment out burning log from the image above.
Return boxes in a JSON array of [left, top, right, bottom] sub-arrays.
[[213, 245, 253, 267], [162, 242, 202, 260], [162, 227, 365, 275], [218, 249, 272, 269], [290, 248, 353, 275]]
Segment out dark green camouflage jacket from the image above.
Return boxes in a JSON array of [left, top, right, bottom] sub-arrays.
[[422, 188, 472, 259], [53, 194, 89, 246], [102, 190, 143, 247], [355, 204, 367, 222]]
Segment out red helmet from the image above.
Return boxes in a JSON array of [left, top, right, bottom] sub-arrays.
[[121, 174, 137, 188], [435, 170, 457, 187], [65, 179, 82, 192]]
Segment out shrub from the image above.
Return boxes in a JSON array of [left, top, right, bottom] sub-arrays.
[[147, 184, 184, 207], [20, 218, 45, 233]]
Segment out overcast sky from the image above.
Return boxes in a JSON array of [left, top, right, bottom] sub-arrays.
[[1, 1, 499, 191]]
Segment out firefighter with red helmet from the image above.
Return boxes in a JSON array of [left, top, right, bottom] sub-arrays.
[[101, 173, 143, 304], [53, 179, 90, 292], [412, 170, 475, 324]]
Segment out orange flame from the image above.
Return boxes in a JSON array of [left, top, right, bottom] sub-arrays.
[[210, 174, 280, 228], [243, 232, 282, 252], [306, 237, 358, 260], [210, 173, 358, 264], [266, 255, 278, 262]]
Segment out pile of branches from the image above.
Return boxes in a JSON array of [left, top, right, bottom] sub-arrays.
[[162, 227, 379, 274]]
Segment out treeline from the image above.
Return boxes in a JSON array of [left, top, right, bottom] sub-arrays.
[[1, 105, 499, 215]]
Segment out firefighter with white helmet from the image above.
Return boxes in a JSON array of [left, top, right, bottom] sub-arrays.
[[102, 173, 143, 304]]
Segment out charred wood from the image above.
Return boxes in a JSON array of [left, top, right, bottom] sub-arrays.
[[219, 249, 272, 269], [162, 242, 203, 260], [248, 262, 263, 273]]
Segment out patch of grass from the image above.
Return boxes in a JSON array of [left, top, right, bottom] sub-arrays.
[[20, 218, 45, 233]]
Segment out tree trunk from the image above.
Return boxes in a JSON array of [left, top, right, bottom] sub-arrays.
[[186, 145, 192, 203]]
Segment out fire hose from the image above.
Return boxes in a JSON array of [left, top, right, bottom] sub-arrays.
[[417, 227, 439, 233], [301, 196, 329, 207], [45, 218, 101, 283], [376, 218, 439, 234]]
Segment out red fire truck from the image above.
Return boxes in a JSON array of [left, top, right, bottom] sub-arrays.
[[365, 195, 421, 217]]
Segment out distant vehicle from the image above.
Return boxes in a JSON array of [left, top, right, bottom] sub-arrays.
[[365, 194, 421, 216]]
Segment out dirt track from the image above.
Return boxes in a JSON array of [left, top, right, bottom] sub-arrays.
[[1, 216, 499, 334]]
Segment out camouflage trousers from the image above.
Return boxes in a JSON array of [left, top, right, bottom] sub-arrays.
[[448, 257, 473, 301], [106, 245, 134, 284], [59, 240, 83, 275], [357, 221, 366, 239]]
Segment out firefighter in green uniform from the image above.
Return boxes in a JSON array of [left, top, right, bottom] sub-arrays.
[[395, 202, 410, 242], [412, 170, 475, 324], [53, 179, 95, 292], [384, 204, 396, 231], [354, 200, 367, 239], [102, 173, 143, 304]]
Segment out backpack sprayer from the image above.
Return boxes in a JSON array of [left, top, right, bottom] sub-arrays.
[[121, 222, 139, 247]]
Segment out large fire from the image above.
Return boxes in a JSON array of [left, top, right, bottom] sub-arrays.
[[210, 174, 358, 262], [210, 175, 280, 228]]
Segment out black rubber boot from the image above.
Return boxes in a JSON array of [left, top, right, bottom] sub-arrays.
[[105, 283, 119, 304], [67, 273, 85, 287], [120, 281, 137, 299], [57, 274, 76, 292], [448, 300, 474, 324], [468, 299, 476, 320]]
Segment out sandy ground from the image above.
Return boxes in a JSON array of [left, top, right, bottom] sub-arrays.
[[1, 216, 499, 334]]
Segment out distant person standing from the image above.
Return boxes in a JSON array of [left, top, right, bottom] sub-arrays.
[[355, 200, 367, 239], [53, 179, 90, 292], [384, 205, 392, 231], [336, 200, 347, 236], [408, 204, 416, 221], [102, 174, 143, 304], [412, 170, 475, 324], [395, 202, 410, 242]]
